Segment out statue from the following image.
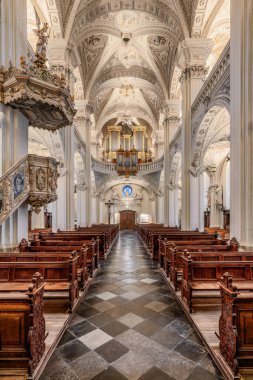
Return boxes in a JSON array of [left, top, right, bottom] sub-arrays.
[[36, 168, 46, 191], [33, 23, 49, 68], [215, 185, 223, 208]]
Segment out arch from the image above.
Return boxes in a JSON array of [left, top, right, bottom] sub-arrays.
[[191, 105, 230, 173]]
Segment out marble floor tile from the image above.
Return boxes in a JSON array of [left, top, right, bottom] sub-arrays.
[[68, 320, 96, 338], [69, 351, 107, 380], [120, 291, 141, 300], [100, 320, 129, 337], [141, 278, 158, 284], [96, 291, 117, 300], [138, 366, 175, 380], [118, 312, 145, 328], [40, 231, 221, 380], [95, 339, 129, 363], [78, 329, 112, 350], [57, 339, 89, 364], [92, 300, 115, 312], [92, 366, 128, 380], [145, 300, 169, 312]]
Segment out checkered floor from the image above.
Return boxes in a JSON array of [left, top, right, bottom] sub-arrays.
[[40, 231, 223, 380]]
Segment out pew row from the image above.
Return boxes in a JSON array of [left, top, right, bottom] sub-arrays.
[[0, 246, 97, 291], [158, 238, 238, 277], [181, 252, 253, 312], [0, 253, 79, 312], [0, 272, 46, 376]]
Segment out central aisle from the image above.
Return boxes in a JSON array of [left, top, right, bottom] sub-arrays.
[[41, 231, 221, 380]]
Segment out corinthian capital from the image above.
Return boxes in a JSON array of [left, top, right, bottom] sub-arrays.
[[177, 38, 214, 69], [162, 99, 181, 126]]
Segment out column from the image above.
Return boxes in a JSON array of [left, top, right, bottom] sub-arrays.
[[75, 101, 93, 226], [65, 125, 75, 230], [99, 198, 104, 224], [169, 188, 176, 226], [76, 184, 88, 227], [0, 0, 29, 248], [163, 100, 181, 226], [90, 193, 97, 225], [230, 1, 253, 246], [177, 38, 213, 230], [149, 193, 157, 223], [55, 171, 67, 230]]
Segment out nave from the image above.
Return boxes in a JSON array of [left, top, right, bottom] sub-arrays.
[[41, 232, 221, 380]]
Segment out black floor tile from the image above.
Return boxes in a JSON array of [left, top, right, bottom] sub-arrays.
[[57, 339, 89, 364], [88, 312, 115, 327], [95, 339, 129, 363], [68, 320, 96, 338], [186, 365, 222, 380], [100, 320, 129, 337], [134, 320, 162, 337], [138, 366, 175, 380], [175, 339, 207, 363], [57, 330, 76, 347], [77, 306, 101, 319]]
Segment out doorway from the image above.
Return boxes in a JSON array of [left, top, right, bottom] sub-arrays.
[[120, 210, 136, 230]]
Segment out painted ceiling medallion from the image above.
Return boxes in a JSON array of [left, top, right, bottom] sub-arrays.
[[115, 11, 139, 30], [117, 46, 139, 69]]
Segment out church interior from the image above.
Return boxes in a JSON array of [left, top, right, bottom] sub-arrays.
[[0, 0, 252, 379]]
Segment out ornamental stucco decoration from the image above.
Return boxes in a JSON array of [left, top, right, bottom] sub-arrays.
[[0, 22, 76, 130], [0, 154, 59, 224]]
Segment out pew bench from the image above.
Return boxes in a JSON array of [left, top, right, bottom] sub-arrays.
[[0, 254, 79, 312], [0, 247, 91, 291], [0, 272, 46, 375], [158, 240, 237, 274], [170, 249, 253, 291], [181, 253, 253, 312]]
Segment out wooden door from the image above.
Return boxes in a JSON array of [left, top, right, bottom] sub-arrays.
[[120, 210, 136, 230]]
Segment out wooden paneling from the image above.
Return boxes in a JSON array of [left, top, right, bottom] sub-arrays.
[[120, 211, 136, 230]]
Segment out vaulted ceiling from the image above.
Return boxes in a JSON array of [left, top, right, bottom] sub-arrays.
[[29, 0, 230, 135]]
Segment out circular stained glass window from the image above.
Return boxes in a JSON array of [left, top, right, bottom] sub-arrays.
[[122, 185, 133, 197]]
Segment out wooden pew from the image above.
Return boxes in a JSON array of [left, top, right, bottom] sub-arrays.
[[181, 252, 253, 312], [158, 238, 237, 274], [0, 272, 46, 375], [148, 231, 220, 260], [170, 249, 253, 291], [219, 272, 253, 375], [0, 247, 90, 291], [34, 232, 108, 261], [20, 237, 99, 279], [0, 253, 79, 312]]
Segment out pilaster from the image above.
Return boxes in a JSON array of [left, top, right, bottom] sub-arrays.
[[163, 100, 181, 226], [75, 101, 94, 226], [177, 38, 213, 230], [230, 0, 253, 246], [0, 0, 29, 247]]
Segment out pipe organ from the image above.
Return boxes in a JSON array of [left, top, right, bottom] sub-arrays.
[[103, 124, 151, 162]]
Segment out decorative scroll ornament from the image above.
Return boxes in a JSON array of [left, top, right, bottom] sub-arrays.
[[28, 155, 59, 213], [0, 154, 59, 223], [218, 273, 239, 374], [27, 272, 46, 374]]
